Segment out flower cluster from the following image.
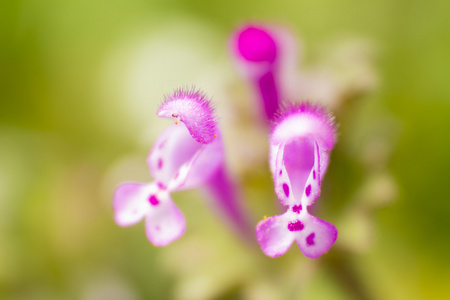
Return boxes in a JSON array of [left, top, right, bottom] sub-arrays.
[[113, 23, 338, 258]]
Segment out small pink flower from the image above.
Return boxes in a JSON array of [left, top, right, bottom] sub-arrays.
[[256, 103, 338, 258], [113, 88, 224, 246]]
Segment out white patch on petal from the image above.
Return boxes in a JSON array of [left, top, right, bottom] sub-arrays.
[[145, 193, 186, 247], [256, 213, 294, 257], [113, 182, 156, 227]]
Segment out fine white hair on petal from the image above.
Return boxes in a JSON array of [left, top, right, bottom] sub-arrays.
[[271, 102, 336, 151], [256, 102, 338, 259], [270, 102, 336, 182], [157, 87, 217, 144], [113, 86, 243, 247]]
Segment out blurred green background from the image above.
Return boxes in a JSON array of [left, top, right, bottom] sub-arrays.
[[1, 0, 450, 299]]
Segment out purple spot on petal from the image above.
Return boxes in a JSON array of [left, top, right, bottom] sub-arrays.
[[305, 185, 311, 197], [279, 169, 282, 176], [306, 233, 315, 246], [158, 141, 166, 149], [313, 170, 316, 179], [157, 158, 163, 170], [283, 183, 289, 198], [174, 172, 179, 180], [292, 205, 302, 214], [288, 220, 304, 231], [148, 195, 159, 206]]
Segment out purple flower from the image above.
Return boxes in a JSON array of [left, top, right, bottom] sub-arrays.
[[113, 88, 224, 246], [256, 103, 338, 258]]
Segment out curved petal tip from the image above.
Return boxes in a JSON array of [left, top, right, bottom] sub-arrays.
[[157, 87, 217, 144], [271, 102, 337, 150], [256, 215, 293, 257]]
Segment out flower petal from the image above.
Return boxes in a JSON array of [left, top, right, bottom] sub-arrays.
[[148, 124, 202, 185], [271, 103, 336, 179], [145, 192, 186, 247], [296, 213, 338, 259], [113, 182, 153, 227], [261, 102, 338, 258], [157, 87, 217, 144], [301, 141, 321, 206], [271, 143, 292, 206], [272, 137, 323, 208], [256, 214, 294, 257], [173, 132, 223, 191], [149, 124, 223, 192]]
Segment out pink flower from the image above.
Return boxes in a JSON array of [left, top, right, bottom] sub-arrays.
[[256, 103, 338, 258], [113, 88, 224, 246]]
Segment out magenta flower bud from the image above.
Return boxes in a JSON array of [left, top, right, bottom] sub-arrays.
[[230, 23, 295, 121], [113, 88, 250, 246], [256, 103, 338, 258], [237, 26, 277, 63]]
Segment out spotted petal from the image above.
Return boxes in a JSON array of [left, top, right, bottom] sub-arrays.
[[176, 131, 223, 191], [270, 103, 336, 207], [148, 123, 223, 192], [148, 124, 203, 185], [114, 87, 248, 247], [256, 210, 337, 259], [256, 214, 294, 257], [145, 191, 186, 247], [271, 103, 336, 174], [113, 182, 155, 227], [295, 213, 338, 259], [272, 139, 322, 207], [257, 103, 338, 258]]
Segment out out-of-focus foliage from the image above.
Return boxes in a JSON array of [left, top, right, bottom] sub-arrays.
[[1, 0, 449, 299]]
